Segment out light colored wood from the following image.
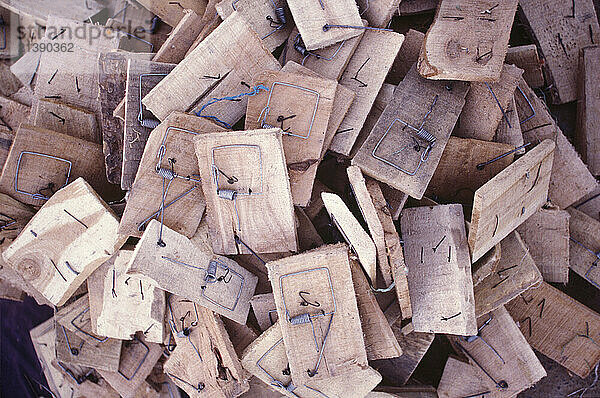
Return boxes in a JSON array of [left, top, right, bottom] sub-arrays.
[[494, 97, 524, 151], [517, 205, 570, 283], [0, 0, 102, 24], [455, 64, 523, 141], [53, 359, 121, 398], [153, 9, 205, 64], [0, 94, 30, 131], [250, 293, 278, 331], [164, 305, 250, 398], [10, 40, 42, 88], [517, 78, 598, 209], [388, 29, 425, 85], [576, 45, 600, 176], [472, 242, 502, 287], [468, 139, 555, 262], [427, 137, 514, 205], [330, 30, 404, 156], [135, 0, 207, 27], [380, 183, 408, 221], [123, 59, 176, 190], [505, 44, 544, 88], [401, 204, 476, 335], [439, 306, 546, 398], [574, 187, 600, 222], [567, 207, 600, 289], [0, 128, 14, 170], [194, 128, 297, 255], [398, 0, 438, 15], [356, 0, 401, 27], [473, 231, 541, 317], [143, 12, 281, 125], [519, 0, 599, 103], [87, 249, 166, 344], [32, 98, 99, 143], [266, 244, 368, 386], [322, 192, 376, 282], [417, 0, 518, 81], [506, 281, 600, 378], [0, 192, 35, 241], [2, 178, 125, 306], [246, 71, 336, 206], [352, 66, 469, 199]]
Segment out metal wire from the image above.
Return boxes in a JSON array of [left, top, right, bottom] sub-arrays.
[[14, 152, 72, 201]]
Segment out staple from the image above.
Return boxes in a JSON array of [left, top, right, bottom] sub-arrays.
[[63, 209, 88, 229], [119, 31, 154, 52], [65, 261, 80, 275], [566, 0, 576, 18], [138, 73, 168, 128], [463, 314, 505, 364], [569, 237, 600, 289], [51, 29, 67, 40], [441, 312, 461, 321], [255, 338, 299, 395], [351, 57, 370, 87], [49, 111, 66, 125], [118, 335, 150, 380], [557, 33, 568, 56], [481, 3, 499, 14], [456, 342, 509, 390], [75, 76, 80, 93], [538, 298, 545, 318], [519, 316, 532, 337], [111, 268, 117, 298], [48, 69, 58, 85], [14, 151, 72, 201], [57, 361, 91, 384], [476, 48, 492, 62], [476, 142, 531, 170], [462, 392, 491, 398], [515, 86, 536, 124], [167, 298, 200, 337], [299, 291, 321, 307], [61, 325, 84, 356], [293, 34, 346, 66], [84, 0, 93, 10], [0, 212, 16, 231], [70, 307, 108, 342], [167, 372, 205, 392], [484, 83, 512, 128], [432, 235, 446, 252], [559, 321, 600, 362]]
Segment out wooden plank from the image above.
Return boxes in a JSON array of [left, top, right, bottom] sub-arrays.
[[417, 0, 518, 81], [87, 249, 166, 344], [455, 64, 523, 141], [194, 128, 297, 255], [473, 231, 541, 317], [0, 192, 35, 241], [426, 137, 514, 206], [164, 305, 250, 398], [2, 178, 126, 306], [388, 29, 425, 85], [574, 187, 600, 222], [135, 0, 207, 27], [9, 41, 42, 88], [119, 112, 225, 238], [468, 139, 555, 262], [32, 99, 99, 143], [439, 307, 546, 398], [506, 282, 600, 378], [53, 360, 121, 398], [0, 125, 119, 206], [153, 9, 205, 64], [0, 277, 24, 301], [567, 207, 600, 290], [356, 0, 401, 27], [0, 94, 30, 132], [250, 293, 277, 332], [576, 45, 600, 176], [401, 204, 476, 335], [517, 205, 570, 283], [380, 182, 408, 221], [505, 44, 545, 88], [0, 0, 102, 24], [516, 78, 598, 209], [352, 66, 469, 199], [245, 70, 336, 206], [266, 244, 368, 385], [494, 97, 525, 151], [330, 30, 404, 156], [295, 206, 324, 252], [519, 0, 599, 104], [123, 59, 176, 190], [398, 0, 438, 15], [472, 242, 502, 287], [143, 12, 281, 125]]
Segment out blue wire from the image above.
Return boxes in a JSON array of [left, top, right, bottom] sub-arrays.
[[195, 84, 270, 129]]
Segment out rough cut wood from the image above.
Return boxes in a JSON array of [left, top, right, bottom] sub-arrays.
[[0, 277, 24, 301], [455, 64, 523, 141], [516, 78, 598, 209], [2, 178, 125, 306], [0, 192, 35, 241], [388, 29, 425, 85], [468, 139, 555, 262], [352, 66, 469, 199], [417, 0, 518, 81], [398, 0, 438, 15], [143, 12, 281, 125], [380, 183, 408, 221], [506, 282, 600, 378], [494, 97, 524, 151], [519, 0, 599, 104], [330, 30, 404, 156], [0, 0, 102, 24], [574, 187, 600, 222], [250, 293, 278, 331], [517, 205, 570, 283], [127, 219, 258, 324], [32, 99, 99, 143], [505, 45, 544, 88], [53, 359, 120, 398], [153, 9, 205, 64], [356, 0, 401, 27], [439, 307, 546, 398], [567, 207, 600, 290], [0, 95, 30, 131], [576, 45, 600, 176], [472, 242, 502, 287], [266, 244, 368, 386], [134, 0, 207, 27], [474, 232, 541, 317], [0, 128, 13, 170], [195, 128, 297, 255], [402, 204, 476, 335]]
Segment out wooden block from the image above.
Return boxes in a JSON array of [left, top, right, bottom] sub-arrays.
[[352, 66, 469, 199], [164, 305, 250, 398], [576, 45, 600, 176], [250, 293, 278, 332], [517, 206, 570, 283], [119, 112, 225, 238], [143, 12, 281, 125], [0, 128, 14, 170], [380, 183, 408, 221], [295, 206, 325, 252], [468, 139, 555, 262], [53, 360, 121, 398], [330, 30, 404, 156], [0, 94, 30, 132], [473, 232, 541, 317], [135, 0, 207, 27], [245, 70, 336, 206], [574, 187, 600, 222], [266, 244, 368, 385], [455, 64, 523, 141], [494, 97, 525, 151], [9, 40, 42, 88], [401, 204, 476, 335], [519, 0, 599, 104], [87, 249, 166, 344], [194, 128, 297, 255], [153, 9, 205, 64], [439, 307, 546, 398], [322, 192, 376, 282], [0, 192, 35, 241], [417, 0, 519, 81], [506, 282, 600, 378], [472, 242, 502, 287], [516, 78, 598, 209], [2, 178, 126, 306], [0, 0, 102, 24], [32, 99, 99, 143], [505, 44, 544, 88], [223, 317, 259, 358], [426, 137, 515, 205], [398, 0, 438, 15], [123, 59, 176, 190], [0, 125, 118, 207], [356, 0, 401, 27], [241, 322, 382, 398], [282, 26, 363, 81], [0, 277, 24, 301], [567, 207, 600, 290], [388, 29, 425, 85]]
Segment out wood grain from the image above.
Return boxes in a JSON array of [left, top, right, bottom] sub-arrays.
[[576, 45, 600, 176], [494, 97, 524, 151], [0, 95, 30, 132], [567, 207, 600, 290], [505, 44, 544, 88], [32, 98, 99, 143], [134, 0, 208, 27]]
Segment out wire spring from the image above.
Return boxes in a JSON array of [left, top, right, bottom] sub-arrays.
[[140, 119, 160, 129], [289, 313, 311, 325]]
